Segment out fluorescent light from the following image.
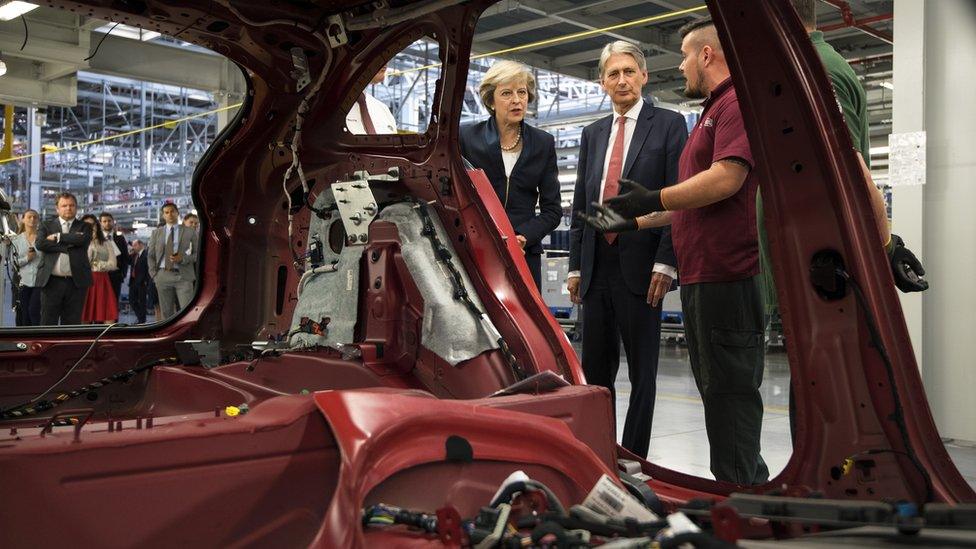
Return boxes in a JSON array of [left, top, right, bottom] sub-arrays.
[[558, 173, 577, 183], [95, 23, 161, 42], [879, 81, 894, 90], [870, 146, 890, 156], [0, 1, 39, 21], [0, 58, 6, 77]]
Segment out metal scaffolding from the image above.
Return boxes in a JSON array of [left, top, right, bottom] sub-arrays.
[[1, 72, 218, 229]]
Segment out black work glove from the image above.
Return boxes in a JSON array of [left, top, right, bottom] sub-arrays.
[[577, 202, 638, 233], [888, 234, 928, 293], [603, 178, 665, 218]]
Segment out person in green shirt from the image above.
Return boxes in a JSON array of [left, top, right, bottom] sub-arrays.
[[758, 0, 928, 327], [762, 0, 928, 441]]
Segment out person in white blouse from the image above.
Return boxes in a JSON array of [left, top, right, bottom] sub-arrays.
[[80, 214, 120, 324], [345, 65, 398, 135], [12, 209, 44, 326]]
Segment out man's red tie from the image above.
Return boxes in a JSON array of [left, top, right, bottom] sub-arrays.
[[601, 116, 628, 244], [357, 94, 377, 135]]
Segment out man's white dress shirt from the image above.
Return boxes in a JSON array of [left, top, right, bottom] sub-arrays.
[[52, 217, 73, 277], [345, 93, 398, 135]]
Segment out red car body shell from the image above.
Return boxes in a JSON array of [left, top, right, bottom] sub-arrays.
[[0, 0, 971, 546]]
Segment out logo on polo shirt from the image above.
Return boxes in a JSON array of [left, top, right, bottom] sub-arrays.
[[702, 117, 714, 128]]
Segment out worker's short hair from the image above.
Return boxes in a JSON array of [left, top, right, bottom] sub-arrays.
[[678, 18, 721, 52], [478, 60, 537, 113], [598, 40, 647, 78], [99, 212, 114, 221], [183, 213, 198, 221], [160, 202, 179, 214], [56, 191, 77, 206], [679, 18, 715, 40], [790, 0, 817, 28]]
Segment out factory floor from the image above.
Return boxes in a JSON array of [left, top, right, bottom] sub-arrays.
[[571, 341, 976, 491]]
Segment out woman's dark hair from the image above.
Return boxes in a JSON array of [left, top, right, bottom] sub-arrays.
[[81, 213, 106, 243]]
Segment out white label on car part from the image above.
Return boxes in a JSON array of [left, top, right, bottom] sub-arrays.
[[581, 474, 658, 521]]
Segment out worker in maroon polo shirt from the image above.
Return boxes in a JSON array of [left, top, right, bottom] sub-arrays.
[[580, 18, 769, 485]]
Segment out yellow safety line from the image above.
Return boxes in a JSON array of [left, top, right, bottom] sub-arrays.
[[0, 102, 243, 165], [390, 4, 708, 76]]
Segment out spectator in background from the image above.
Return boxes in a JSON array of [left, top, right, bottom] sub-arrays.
[[129, 239, 150, 324], [148, 203, 198, 318], [460, 60, 561, 289], [182, 213, 199, 230], [99, 212, 130, 308], [12, 209, 43, 326], [346, 65, 398, 135], [80, 214, 120, 324], [36, 192, 93, 325]]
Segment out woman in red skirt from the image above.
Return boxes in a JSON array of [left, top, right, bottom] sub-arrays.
[[81, 214, 121, 324]]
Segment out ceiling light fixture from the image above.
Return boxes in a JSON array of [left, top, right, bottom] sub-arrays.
[[879, 81, 894, 90], [0, 52, 6, 77], [0, 1, 39, 21]]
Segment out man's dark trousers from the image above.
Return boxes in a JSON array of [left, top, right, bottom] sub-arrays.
[[130, 282, 147, 323], [681, 276, 769, 485], [108, 233, 129, 304], [581, 237, 662, 458], [40, 276, 87, 325]]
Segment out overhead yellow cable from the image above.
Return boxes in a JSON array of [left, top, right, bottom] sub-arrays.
[[0, 102, 243, 165], [391, 4, 708, 76]]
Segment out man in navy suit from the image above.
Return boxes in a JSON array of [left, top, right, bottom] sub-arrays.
[[128, 239, 150, 323], [459, 60, 562, 289], [568, 41, 688, 458]]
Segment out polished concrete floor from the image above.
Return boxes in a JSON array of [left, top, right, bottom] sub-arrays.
[[573, 340, 976, 491]]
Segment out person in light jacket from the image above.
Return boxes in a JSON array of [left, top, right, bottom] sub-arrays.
[[12, 209, 44, 326]]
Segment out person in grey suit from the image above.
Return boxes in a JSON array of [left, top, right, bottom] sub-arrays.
[[148, 203, 198, 319], [35, 192, 93, 325]]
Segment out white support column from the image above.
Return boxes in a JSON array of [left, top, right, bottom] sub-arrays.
[[215, 93, 239, 133], [892, 0, 976, 442], [27, 107, 43, 211]]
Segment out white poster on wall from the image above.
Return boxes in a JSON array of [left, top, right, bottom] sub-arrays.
[[887, 131, 926, 187]]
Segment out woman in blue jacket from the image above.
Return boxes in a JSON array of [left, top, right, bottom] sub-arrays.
[[460, 60, 562, 289]]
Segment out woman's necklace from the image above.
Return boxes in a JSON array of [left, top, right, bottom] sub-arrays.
[[500, 126, 522, 152]]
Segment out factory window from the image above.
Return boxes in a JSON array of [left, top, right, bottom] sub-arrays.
[[0, 30, 243, 330], [341, 34, 442, 139]]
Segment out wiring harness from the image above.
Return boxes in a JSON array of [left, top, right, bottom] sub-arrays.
[[1, 356, 178, 420], [361, 476, 731, 548], [413, 199, 526, 381]]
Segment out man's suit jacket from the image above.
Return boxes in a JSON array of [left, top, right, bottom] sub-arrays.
[[459, 117, 562, 255], [147, 224, 198, 282], [130, 250, 149, 288], [35, 217, 94, 288], [111, 233, 130, 280], [569, 99, 687, 298]]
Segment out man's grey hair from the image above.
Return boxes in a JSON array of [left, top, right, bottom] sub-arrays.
[[598, 40, 647, 77]]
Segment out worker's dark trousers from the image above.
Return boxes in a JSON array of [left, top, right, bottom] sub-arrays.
[[581, 237, 662, 459], [681, 276, 770, 485]]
